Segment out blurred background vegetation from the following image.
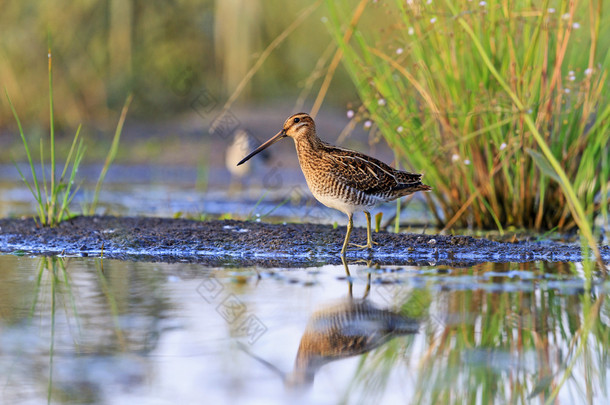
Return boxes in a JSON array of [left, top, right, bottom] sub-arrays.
[[0, 0, 354, 132]]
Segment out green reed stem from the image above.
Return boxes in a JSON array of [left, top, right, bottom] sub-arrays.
[[48, 44, 56, 224], [89, 94, 133, 215]]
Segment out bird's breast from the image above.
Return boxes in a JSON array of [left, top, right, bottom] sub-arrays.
[[296, 150, 379, 215]]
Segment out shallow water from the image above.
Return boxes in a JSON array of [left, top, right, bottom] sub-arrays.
[[0, 164, 433, 227], [0, 254, 608, 404], [1, 164, 608, 404]]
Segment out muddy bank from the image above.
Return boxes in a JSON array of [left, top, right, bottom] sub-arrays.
[[0, 216, 608, 267]]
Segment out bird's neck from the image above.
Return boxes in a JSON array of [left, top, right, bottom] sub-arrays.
[[294, 131, 324, 160]]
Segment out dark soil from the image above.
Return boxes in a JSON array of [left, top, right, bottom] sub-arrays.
[[0, 216, 608, 268]]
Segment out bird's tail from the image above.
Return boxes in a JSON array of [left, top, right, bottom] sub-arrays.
[[394, 183, 432, 198], [393, 170, 432, 197]]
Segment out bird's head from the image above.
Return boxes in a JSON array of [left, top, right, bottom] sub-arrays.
[[237, 112, 315, 166], [281, 113, 315, 140]]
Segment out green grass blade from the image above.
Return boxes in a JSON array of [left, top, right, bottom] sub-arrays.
[[11, 157, 39, 205], [59, 125, 82, 184], [58, 140, 86, 223], [5, 89, 44, 213], [48, 43, 56, 203], [89, 94, 133, 215], [40, 137, 51, 226], [527, 149, 561, 183]]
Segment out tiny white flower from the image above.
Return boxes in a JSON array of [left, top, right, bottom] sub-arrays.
[[378, 98, 386, 106], [561, 13, 571, 21], [364, 120, 372, 129], [584, 68, 593, 76], [397, 126, 404, 133], [564, 88, 571, 94], [568, 75, 575, 81], [451, 154, 460, 162], [527, 108, 533, 114], [548, 8, 555, 13], [396, 47, 404, 55], [479, 1, 486, 6], [568, 70, 575, 76], [346, 109, 355, 119], [572, 22, 580, 29], [500, 142, 507, 150], [430, 17, 437, 24], [408, 27, 415, 35], [464, 159, 471, 165], [426, 0, 432, 4]]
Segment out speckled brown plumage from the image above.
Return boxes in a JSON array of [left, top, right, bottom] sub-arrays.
[[237, 112, 431, 255]]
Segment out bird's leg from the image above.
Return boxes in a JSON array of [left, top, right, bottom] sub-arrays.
[[340, 213, 354, 256], [350, 211, 379, 249], [341, 256, 353, 297], [365, 211, 379, 246], [362, 272, 371, 299]]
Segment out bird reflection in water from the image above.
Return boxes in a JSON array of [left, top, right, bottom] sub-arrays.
[[240, 258, 420, 389]]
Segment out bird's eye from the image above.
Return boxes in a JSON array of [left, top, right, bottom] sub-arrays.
[[293, 117, 300, 123]]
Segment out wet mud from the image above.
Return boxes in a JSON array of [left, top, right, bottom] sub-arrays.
[[0, 216, 608, 267]]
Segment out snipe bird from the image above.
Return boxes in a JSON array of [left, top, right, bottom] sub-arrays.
[[237, 113, 431, 255]]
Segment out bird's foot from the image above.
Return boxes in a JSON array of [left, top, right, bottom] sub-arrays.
[[349, 241, 378, 249], [351, 259, 374, 267]]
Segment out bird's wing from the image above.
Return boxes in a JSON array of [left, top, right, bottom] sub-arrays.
[[323, 144, 423, 195]]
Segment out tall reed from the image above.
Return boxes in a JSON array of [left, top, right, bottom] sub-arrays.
[[326, 0, 609, 241], [7, 47, 85, 227]]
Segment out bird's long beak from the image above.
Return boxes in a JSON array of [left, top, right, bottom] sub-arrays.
[[237, 130, 286, 166]]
